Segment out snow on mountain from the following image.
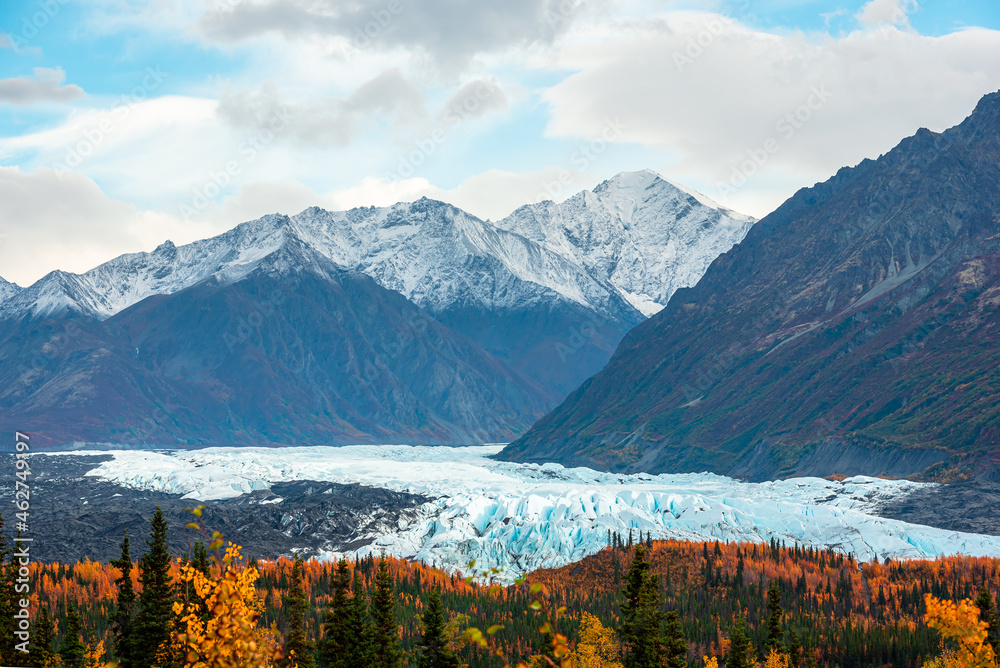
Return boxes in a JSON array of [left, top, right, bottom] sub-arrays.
[[0, 172, 753, 322], [0, 276, 20, 304], [497, 170, 755, 316], [72, 444, 1000, 581]]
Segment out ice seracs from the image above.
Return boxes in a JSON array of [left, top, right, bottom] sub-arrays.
[[72, 444, 1000, 582]]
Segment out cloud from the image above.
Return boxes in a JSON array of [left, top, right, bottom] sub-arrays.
[[0, 34, 13, 49], [198, 0, 587, 68], [856, 0, 918, 28], [0, 166, 218, 286], [0, 68, 86, 106], [216, 68, 427, 148], [542, 13, 1000, 217]]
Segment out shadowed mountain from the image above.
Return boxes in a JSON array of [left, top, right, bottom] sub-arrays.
[[500, 91, 1000, 481]]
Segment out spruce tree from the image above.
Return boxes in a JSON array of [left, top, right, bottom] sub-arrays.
[[59, 605, 87, 668], [133, 507, 175, 668], [27, 605, 55, 668], [620, 545, 665, 668], [975, 587, 998, 652], [283, 555, 316, 668], [110, 531, 136, 667], [662, 610, 688, 668], [765, 584, 784, 654], [726, 618, 751, 668], [787, 627, 801, 667], [416, 590, 459, 668], [319, 560, 351, 668], [345, 569, 373, 668], [370, 558, 401, 668]]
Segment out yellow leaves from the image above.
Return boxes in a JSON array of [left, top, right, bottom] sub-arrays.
[[923, 594, 999, 668], [703, 658, 720, 668], [568, 613, 623, 668], [171, 543, 284, 668], [763, 648, 789, 668]]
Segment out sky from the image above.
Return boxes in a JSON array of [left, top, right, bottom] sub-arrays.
[[0, 0, 998, 286]]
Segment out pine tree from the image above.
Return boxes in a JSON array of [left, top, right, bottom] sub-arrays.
[[370, 558, 401, 668], [318, 560, 352, 668], [133, 507, 175, 668], [620, 545, 665, 668], [190, 541, 210, 576], [975, 587, 998, 652], [726, 618, 751, 668], [662, 610, 688, 668], [59, 605, 87, 668], [787, 627, 801, 667], [416, 590, 460, 668], [110, 531, 136, 667], [27, 605, 55, 668], [345, 570, 373, 668], [283, 554, 316, 668], [765, 583, 784, 654]]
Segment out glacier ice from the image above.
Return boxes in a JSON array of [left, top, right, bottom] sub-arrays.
[[59, 444, 1000, 582]]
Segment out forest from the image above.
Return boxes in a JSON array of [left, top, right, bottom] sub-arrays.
[[0, 509, 997, 668]]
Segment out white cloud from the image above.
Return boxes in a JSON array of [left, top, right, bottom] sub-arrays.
[[0, 166, 217, 286], [0, 68, 86, 106], [542, 13, 1000, 216], [856, 0, 918, 28]]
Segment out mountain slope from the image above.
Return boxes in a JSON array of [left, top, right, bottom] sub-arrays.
[[0, 238, 553, 446], [0, 174, 753, 398], [0, 276, 20, 304], [501, 91, 1000, 481]]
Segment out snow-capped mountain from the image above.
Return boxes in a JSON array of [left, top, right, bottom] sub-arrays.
[[497, 170, 754, 316], [0, 276, 19, 304], [1, 171, 752, 322], [75, 444, 1000, 580], [0, 171, 754, 398]]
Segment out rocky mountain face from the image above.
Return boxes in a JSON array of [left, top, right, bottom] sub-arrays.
[[0, 238, 554, 446], [0, 276, 19, 303], [501, 91, 1000, 481], [0, 172, 753, 447]]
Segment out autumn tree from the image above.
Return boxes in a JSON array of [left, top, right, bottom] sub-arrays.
[[371, 558, 401, 668], [569, 612, 623, 668], [111, 530, 137, 667], [60, 605, 87, 668], [620, 545, 665, 668], [923, 593, 999, 668], [416, 589, 460, 668], [134, 508, 175, 668], [282, 554, 315, 668]]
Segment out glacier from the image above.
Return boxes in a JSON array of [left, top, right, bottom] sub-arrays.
[[63, 444, 1000, 581]]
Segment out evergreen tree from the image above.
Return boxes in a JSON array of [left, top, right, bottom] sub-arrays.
[[345, 570, 373, 668], [190, 541, 210, 577], [59, 605, 87, 668], [133, 507, 175, 668], [110, 530, 136, 667], [370, 558, 401, 668], [662, 610, 688, 668], [725, 618, 751, 668], [975, 587, 998, 652], [27, 605, 55, 668], [318, 560, 352, 668], [787, 627, 801, 667], [283, 555, 316, 668], [620, 545, 665, 668], [416, 590, 460, 668], [765, 583, 784, 654]]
